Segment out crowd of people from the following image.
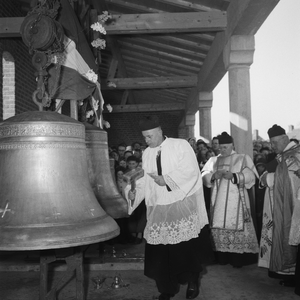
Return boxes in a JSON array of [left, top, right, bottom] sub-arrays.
[[108, 141, 146, 245], [107, 118, 300, 300]]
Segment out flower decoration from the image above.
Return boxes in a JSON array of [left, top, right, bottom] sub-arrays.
[[91, 38, 106, 50], [107, 81, 117, 88], [106, 104, 113, 112], [98, 11, 112, 23], [85, 69, 98, 83], [103, 120, 110, 129], [91, 22, 106, 35], [90, 11, 112, 50], [92, 97, 99, 111], [86, 110, 94, 119]]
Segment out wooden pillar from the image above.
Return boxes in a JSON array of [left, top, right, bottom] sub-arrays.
[[199, 92, 212, 141], [223, 35, 255, 157]]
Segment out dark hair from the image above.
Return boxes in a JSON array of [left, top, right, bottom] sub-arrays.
[[260, 147, 270, 153], [126, 155, 140, 163], [109, 150, 119, 158], [132, 141, 141, 148], [196, 140, 207, 147], [124, 150, 133, 156], [118, 142, 127, 149], [115, 166, 126, 177]]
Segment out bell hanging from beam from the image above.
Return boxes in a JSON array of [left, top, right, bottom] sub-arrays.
[[0, 111, 119, 251], [85, 123, 128, 219]]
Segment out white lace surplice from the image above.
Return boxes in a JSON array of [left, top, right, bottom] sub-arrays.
[[125, 138, 208, 245]]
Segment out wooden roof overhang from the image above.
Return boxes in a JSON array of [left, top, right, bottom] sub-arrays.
[[0, 0, 280, 120]]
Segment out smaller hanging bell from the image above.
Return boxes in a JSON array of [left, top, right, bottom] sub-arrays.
[[85, 123, 128, 219]]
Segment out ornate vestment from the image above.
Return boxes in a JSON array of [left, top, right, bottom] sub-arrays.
[[202, 151, 259, 254], [261, 142, 300, 273], [125, 138, 208, 245], [258, 185, 274, 268]]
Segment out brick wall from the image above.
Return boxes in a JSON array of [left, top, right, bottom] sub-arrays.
[[0, 0, 37, 120], [2, 51, 15, 119], [103, 111, 183, 148]]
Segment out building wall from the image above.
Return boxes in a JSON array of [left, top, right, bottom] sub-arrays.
[[103, 111, 182, 148]]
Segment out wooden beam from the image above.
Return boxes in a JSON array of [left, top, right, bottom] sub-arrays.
[[106, 36, 136, 104], [154, 0, 221, 12], [106, 11, 227, 35], [119, 39, 205, 65], [0, 17, 23, 37], [120, 90, 129, 105], [0, 11, 226, 38], [122, 53, 200, 74], [121, 36, 208, 58], [111, 103, 185, 113], [107, 57, 118, 79], [102, 0, 162, 13], [105, 76, 197, 90]]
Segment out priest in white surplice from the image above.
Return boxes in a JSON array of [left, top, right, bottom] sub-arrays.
[[202, 131, 259, 268], [125, 115, 208, 300]]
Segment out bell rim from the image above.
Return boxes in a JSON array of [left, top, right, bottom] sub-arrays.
[[0, 218, 120, 251]]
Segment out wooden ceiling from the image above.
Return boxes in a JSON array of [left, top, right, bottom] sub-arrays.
[[2, 0, 280, 119]]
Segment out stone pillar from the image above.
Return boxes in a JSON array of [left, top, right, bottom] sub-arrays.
[[223, 35, 255, 157], [185, 114, 196, 138], [199, 92, 213, 141]]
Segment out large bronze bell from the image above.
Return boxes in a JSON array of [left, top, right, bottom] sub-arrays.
[[85, 123, 128, 219], [0, 111, 119, 251]]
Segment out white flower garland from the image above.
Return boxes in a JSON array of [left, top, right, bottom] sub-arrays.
[[107, 81, 117, 88], [103, 120, 110, 128], [106, 104, 113, 112], [85, 69, 98, 83], [91, 22, 106, 35], [90, 11, 112, 49], [91, 38, 106, 50]]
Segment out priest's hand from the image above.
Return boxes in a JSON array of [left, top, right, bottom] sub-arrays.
[[212, 170, 223, 180], [223, 171, 233, 180], [152, 175, 166, 186], [128, 189, 136, 201]]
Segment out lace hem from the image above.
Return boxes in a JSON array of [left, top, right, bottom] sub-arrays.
[[144, 212, 201, 245], [211, 222, 259, 254]]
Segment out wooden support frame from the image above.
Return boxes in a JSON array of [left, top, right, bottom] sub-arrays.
[[39, 247, 84, 300]]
